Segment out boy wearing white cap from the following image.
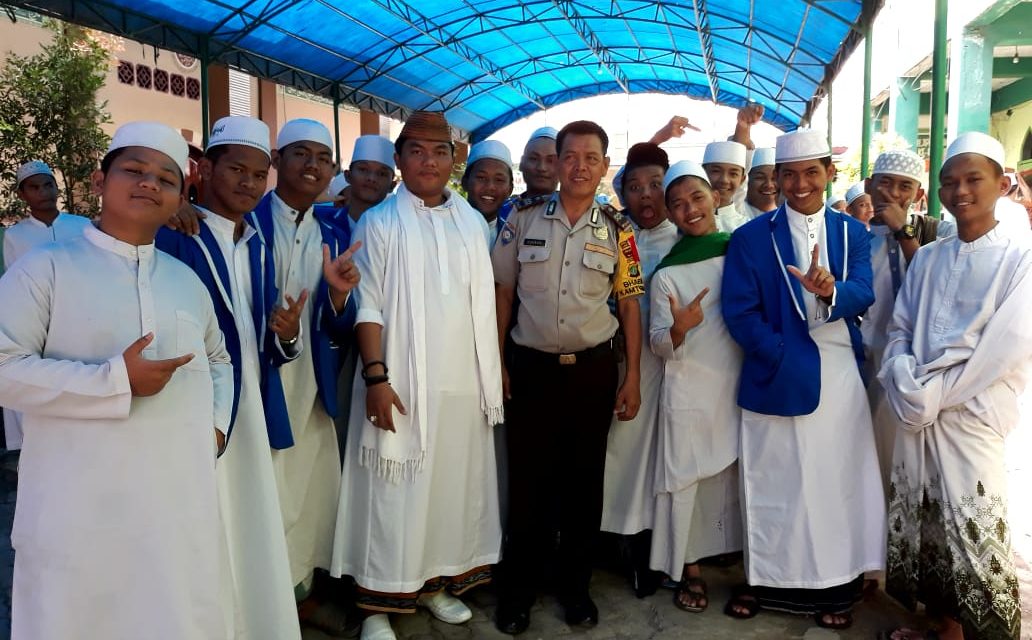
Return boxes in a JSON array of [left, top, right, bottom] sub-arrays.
[[255, 118, 361, 622], [740, 147, 778, 219], [720, 129, 885, 629], [845, 182, 873, 227], [861, 149, 955, 489], [0, 122, 232, 639], [461, 139, 514, 245], [332, 134, 396, 234], [155, 116, 302, 640], [701, 141, 750, 232], [2, 161, 92, 450], [878, 132, 1031, 640]]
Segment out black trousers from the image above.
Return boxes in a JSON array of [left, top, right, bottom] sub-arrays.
[[500, 342, 618, 607]]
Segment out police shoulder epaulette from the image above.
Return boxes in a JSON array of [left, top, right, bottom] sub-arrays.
[[515, 193, 552, 211], [600, 204, 634, 232]]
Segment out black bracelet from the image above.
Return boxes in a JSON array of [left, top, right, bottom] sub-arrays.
[[362, 360, 388, 376], [363, 374, 389, 387]]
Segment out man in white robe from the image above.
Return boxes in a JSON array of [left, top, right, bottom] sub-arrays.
[[879, 132, 1031, 640], [600, 142, 678, 597], [648, 161, 742, 612], [721, 130, 885, 629], [0, 122, 232, 640], [331, 111, 504, 640], [861, 149, 956, 491], [702, 141, 750, 233], [2, 161, 91, 450], [155, 117, 303, 640]]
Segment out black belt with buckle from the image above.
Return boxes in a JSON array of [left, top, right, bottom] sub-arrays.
[[517, 340, 614, 366]]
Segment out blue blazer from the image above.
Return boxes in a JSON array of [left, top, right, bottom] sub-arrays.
[[720, 204, 874, 417], [155, 218, 294, 449], [251, 192, 356, 424]]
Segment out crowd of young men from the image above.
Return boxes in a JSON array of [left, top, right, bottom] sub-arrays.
[[0, 106, 1028, 640]]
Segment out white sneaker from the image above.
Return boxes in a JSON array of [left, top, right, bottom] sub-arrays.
[[417, 590, 473, 624], [360, 614, 397, 640]]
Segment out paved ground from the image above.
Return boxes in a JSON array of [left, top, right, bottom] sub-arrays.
[[2, 396, 1030, 640]]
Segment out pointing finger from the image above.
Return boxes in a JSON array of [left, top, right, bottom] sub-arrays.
[[337, 240, 363, 263], [809, 243, 820, 269], [295, 288, 310, 310], [125, 333, 155, 355], [786, 265, 806, 283], [322, 244, 332, 271], [690, 287, 710, 306], [158, 353, 195, 370]]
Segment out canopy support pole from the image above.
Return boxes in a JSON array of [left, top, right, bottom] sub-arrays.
[[332, 83, 342, 164], [860, 4, 873, 179], [200, 38, 210, 147], [928, 0, 949, 218], [827, 82, 834, 199]]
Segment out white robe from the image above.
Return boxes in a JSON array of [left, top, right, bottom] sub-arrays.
[[863, 216, 955, 490], [267, 192, 342, 587], [601, 219, 678, 535], [2, 212, 91, 450], [0, 225, 231, 640], [879, 227, 1032, 638], [648, 256, 743, 576], [715, 203, 749, 233], [331, 193, 501, 593], [203, 213, 301, 640], [740, 210, 886, 590]]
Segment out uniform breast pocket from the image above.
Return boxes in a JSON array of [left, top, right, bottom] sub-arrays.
[[580, 250, 616, 299], [517, 245, 551, 292], [175, 310, 209, 372]]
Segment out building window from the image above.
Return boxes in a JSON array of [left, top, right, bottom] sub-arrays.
[[135, 64, 152, 89], [117, 60, 134, 85], [170, 74, 185, 97], [186, 77, 201, 100], [154, 69, 169, 93]]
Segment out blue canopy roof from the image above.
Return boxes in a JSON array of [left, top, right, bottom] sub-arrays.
[[10, 0, 879, 141]]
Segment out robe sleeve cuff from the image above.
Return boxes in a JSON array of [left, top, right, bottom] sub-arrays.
[[356, 308, 384, 326], [109, 354, 134, 419]]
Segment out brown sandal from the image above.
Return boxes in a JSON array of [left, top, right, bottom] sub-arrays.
[[673, 577, 708, 613]]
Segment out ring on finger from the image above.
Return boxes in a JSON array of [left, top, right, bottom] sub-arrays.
[[368, 415, 378, 423]]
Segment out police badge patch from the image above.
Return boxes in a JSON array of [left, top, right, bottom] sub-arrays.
[[500, 221, 516, 245]]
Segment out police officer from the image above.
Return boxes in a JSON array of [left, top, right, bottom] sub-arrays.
[[492, 120, 644, 634]]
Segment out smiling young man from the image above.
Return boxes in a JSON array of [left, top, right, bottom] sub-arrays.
[[878, 133, 1032, 640], [720, 129, 885, 630], [702, 141, 750, 232], [2, 161, 92, 450], [492, 120, 645, 634], [330, 111, 504, 640], [323, 135, 396, 237], [845, 181, 874, 227], [155, 116, 303, 640], [740, 147, 779, 219], [0, 122, 232, 639], [494, 126, 560, 231], [461, 139, 514, 245]]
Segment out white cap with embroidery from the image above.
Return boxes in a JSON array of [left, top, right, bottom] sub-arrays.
[[16, 160, 54, 187], [207, 116, 271, 159], [107, 121, 189, 175], [775, 129, 831, 164], [944, 132, 1006, 172], [845, 182, 867, 205], [873, 149, 924, 182]]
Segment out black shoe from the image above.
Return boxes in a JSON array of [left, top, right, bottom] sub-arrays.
[[495, 602, 530, 635], [563, 597, 598, 627]]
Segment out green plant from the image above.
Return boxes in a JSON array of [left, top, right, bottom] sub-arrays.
[[0, 20, 112, 218]]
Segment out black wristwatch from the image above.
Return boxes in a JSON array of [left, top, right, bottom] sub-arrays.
[[894, 224, 917, 240]]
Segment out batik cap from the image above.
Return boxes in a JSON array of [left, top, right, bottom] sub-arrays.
[[399, 111, 452, 143], [845, 182, 867, 205], [664, 160, 711, 194], [276, 118, 334, 153], [944, 132, 1006, 173], [528, 126, 558, 142], [467, 140, 512, 168], [702, 141, 747, 169], [873, 148, 924, 182], [352, 135, 395, 170], [16, 160, 54, 187], [749, 147, 776, 171], [207, 116, 271, 159], [107, 121, 189, 176], [775, 129, 830, 164]]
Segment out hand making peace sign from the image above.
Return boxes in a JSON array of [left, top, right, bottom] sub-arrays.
[[787, 244, 835, 299]]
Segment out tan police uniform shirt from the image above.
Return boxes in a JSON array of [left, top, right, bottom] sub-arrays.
[[492, 193, 644, 354]]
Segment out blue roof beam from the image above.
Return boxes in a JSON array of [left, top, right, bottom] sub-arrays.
[[687, 0, 719, 103], [550, 0, 631, 93], [368, 0, 546, 109]]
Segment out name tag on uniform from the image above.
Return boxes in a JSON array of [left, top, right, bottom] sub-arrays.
[[584, 243, 615, 258], [523, 238, 547, 247]]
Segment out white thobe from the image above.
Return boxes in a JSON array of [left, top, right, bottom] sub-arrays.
[[863, 215, 955, 490], [0, 224, 231, 640], [740, 208, 886, 590], [879, 227, 1032, 638], [994, 196, 1032, 240], [601, 219, 678, 535], [204, 213, 301, 640], [267, 192, 342, 586], [741, 201, 772, 220], [648, 256, 743, 576], [331, 196, 501, 593], [2, 212, 92, 450], [715, 203, 749, 233]]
